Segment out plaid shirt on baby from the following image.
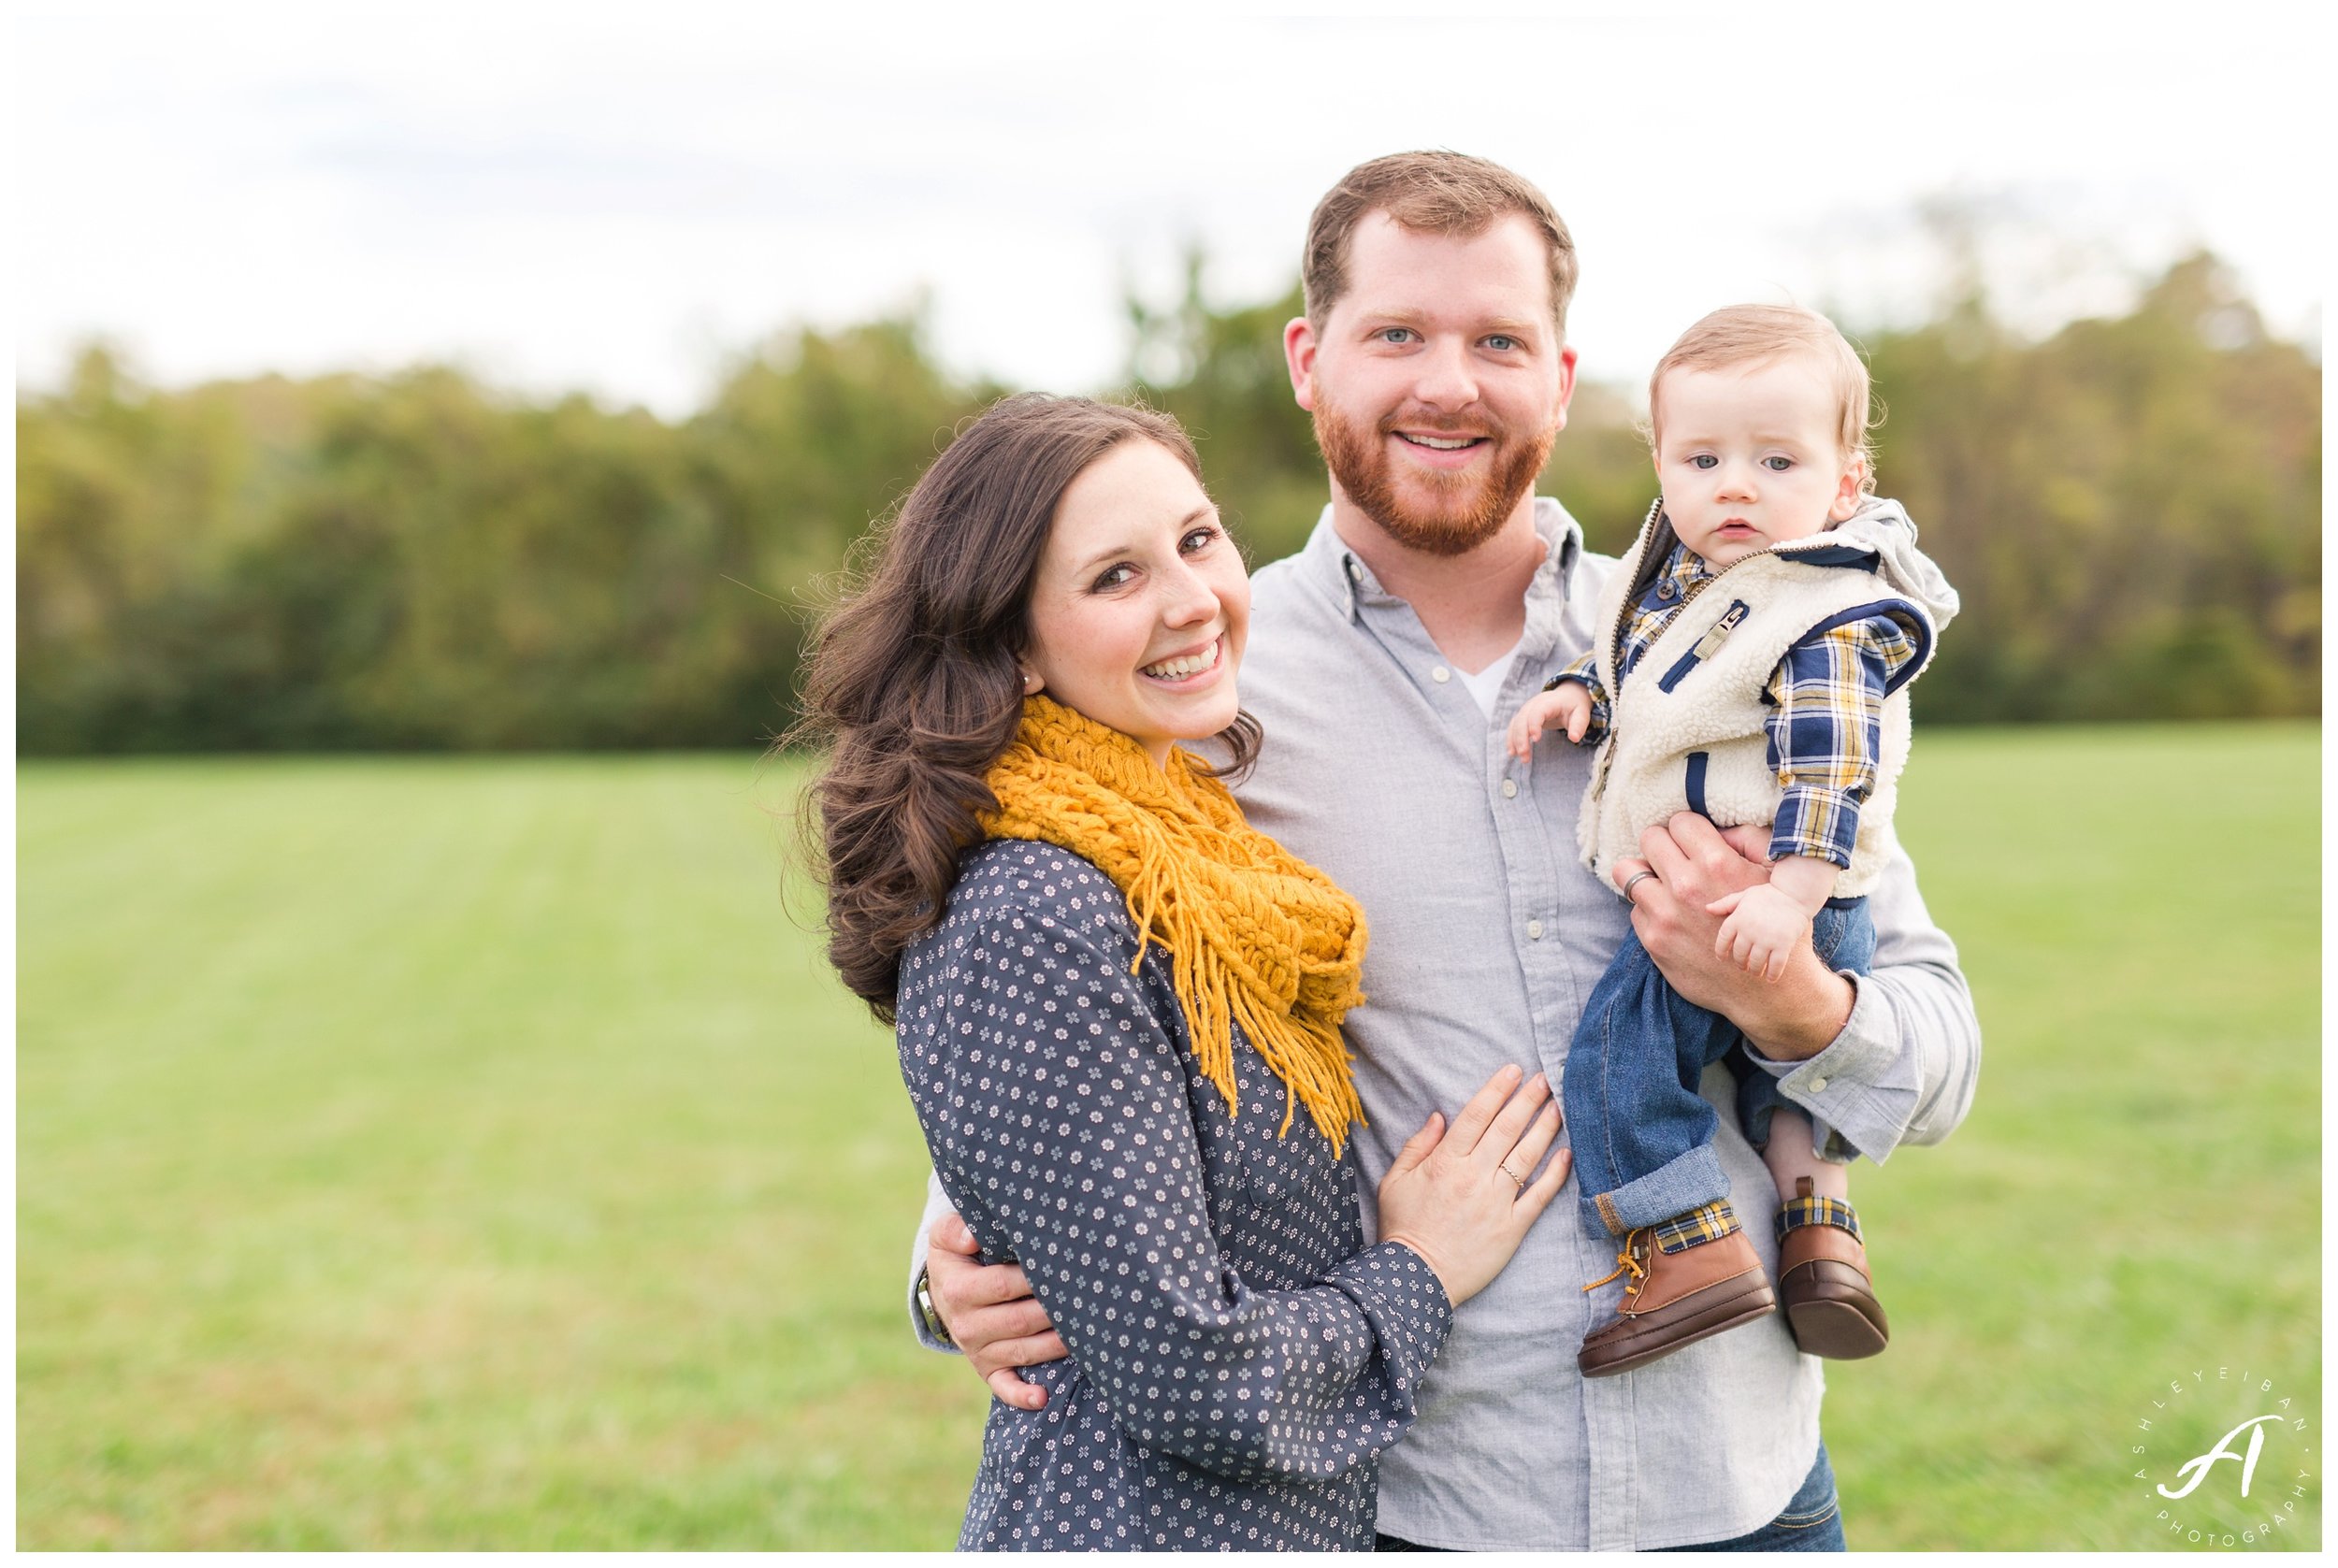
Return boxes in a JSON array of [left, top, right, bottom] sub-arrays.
[[1551, 539, 1921, 870]]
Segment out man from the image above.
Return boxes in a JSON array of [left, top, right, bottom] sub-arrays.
[[914, 151, 1979, 1551]]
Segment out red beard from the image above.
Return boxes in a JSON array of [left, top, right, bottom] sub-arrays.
[[1311, 396, 1556, 556]]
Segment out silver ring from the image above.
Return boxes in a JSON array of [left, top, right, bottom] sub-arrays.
[[1621, 870, 1657, 900], [1498, 1162, 1526, 1191]]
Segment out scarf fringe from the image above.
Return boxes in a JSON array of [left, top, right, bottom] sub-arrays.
[[980, 698, 1366, 1154]]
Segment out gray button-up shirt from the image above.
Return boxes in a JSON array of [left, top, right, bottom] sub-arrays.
[[915, 497, 1980, 1550]]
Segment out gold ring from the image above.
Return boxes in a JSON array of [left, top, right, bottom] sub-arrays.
[[1498, 1162, 1526, 1190]]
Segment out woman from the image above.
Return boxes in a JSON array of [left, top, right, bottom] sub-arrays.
[[800, 395, 1567, 1550]]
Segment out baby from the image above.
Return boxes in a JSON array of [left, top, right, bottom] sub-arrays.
[[1507, 304, 1957, 1378]]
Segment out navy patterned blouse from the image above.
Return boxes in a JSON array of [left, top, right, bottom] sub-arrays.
[[896, 840, 1454, 1550]]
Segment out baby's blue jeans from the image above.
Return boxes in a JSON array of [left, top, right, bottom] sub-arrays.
[[1565, 898, 1874, 1240]]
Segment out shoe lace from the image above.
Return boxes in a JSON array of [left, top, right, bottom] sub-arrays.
[[1583, 1232, 1651, 1298]]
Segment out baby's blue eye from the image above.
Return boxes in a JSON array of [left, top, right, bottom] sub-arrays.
[[1691, 454, 1718, 469], [1764, 456, 1795, 472]]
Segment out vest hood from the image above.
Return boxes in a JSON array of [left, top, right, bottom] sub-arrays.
[[1773, 496, 1961, 635]]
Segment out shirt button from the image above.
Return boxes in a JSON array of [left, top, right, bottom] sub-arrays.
[[1526, 920, 1545, 940], [1501, 778, 1519, 798], [1431, 666, 1451, 683], [1809, 1075, 1829, 1092]]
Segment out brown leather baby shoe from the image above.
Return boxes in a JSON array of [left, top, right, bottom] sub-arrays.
[[1579, 1212, 1777, 1378], [1774, 1178, 1889, 1359]]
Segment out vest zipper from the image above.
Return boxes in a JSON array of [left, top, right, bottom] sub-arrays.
[[1655, 598, 1753, 693]]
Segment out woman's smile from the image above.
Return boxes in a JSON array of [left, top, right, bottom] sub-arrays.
[[1139, 635, 1224, 684]]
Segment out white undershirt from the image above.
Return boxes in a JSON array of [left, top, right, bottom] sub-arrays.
[[1450, 638, 1524, 720]]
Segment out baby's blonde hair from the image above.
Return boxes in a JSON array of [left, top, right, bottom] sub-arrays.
[[1647, 304, 1879, 494]]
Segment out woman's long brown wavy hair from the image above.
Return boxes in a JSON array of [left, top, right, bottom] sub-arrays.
[[795, 393, 1261, 1022]]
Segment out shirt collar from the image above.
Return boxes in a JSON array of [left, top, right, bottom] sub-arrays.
[[1642, 537, 1714, 611], [1306, 496, 1587, 622]]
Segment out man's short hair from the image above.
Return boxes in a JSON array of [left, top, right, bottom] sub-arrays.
[[1303, 151, 1578, 336], [1649, 304, 1880, 493]]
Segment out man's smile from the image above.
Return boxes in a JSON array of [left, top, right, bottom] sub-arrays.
[[1390, 428, 1494, 470]]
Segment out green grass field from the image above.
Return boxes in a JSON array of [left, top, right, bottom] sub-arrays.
[[18, 725, 2320, 1549]]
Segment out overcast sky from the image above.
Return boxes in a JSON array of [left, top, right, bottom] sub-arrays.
[[16, 6, 2328, 416]]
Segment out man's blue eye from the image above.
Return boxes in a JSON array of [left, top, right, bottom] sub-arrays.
[[1486, 335, 1518, 352], [1379, 328, 1413, 344]]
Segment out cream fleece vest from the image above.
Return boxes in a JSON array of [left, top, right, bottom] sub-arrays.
[[1576, 500, 1956, 901]]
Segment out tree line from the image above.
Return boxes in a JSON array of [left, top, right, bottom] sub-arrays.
[[16, 251, 2319, 753]]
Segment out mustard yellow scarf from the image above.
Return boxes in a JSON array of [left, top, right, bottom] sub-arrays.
[[981, 697, 1368, 1152]]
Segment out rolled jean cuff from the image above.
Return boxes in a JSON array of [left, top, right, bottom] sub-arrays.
[[1588, 1144, 1731, 1235]]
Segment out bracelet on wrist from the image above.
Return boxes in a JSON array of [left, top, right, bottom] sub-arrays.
[[915, 1265, 955, 1347]]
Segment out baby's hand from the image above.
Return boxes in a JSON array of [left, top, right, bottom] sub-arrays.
[[1505, 683, 1593, 759], [1703, 882, 1810, 983]]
